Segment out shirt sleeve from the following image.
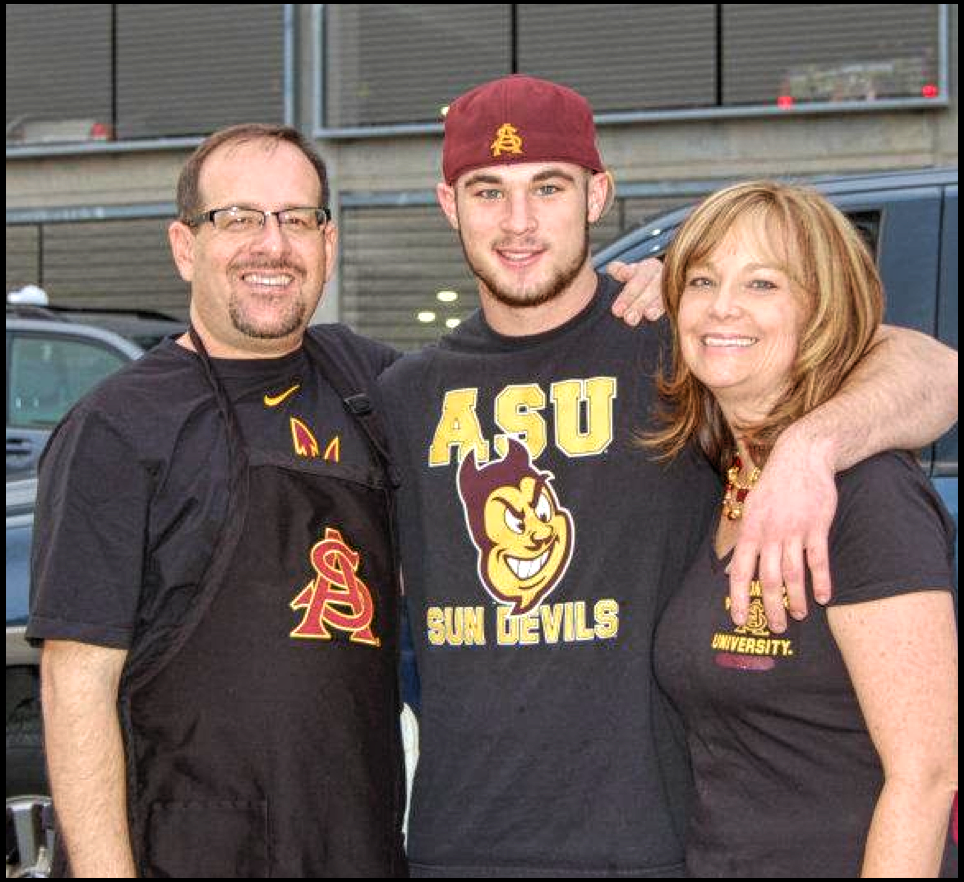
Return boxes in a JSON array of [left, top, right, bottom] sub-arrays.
[[27, 407, 153, 648], [827, 451, 955, 607]]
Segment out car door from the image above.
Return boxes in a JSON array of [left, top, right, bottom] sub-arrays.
[[6, 328, 135, 475]]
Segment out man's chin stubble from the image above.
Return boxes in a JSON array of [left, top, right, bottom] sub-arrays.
[[460, 231, 589, 310], [230, 299, 307, 340]]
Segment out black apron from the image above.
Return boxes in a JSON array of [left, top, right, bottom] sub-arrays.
[[115, 331, 406, 878]]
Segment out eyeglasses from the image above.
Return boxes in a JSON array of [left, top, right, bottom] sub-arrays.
[[187, 206, 332, 235]]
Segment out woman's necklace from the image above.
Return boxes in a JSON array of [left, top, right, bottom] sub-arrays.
[[722, 454, 761, 520]]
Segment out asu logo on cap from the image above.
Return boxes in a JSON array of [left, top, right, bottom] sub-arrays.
[[491, 123, 524, 159]]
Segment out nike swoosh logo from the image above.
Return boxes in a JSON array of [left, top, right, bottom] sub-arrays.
[[263, 383, 301, 407]]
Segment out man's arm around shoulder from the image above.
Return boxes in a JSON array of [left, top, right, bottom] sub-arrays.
[[731, 325, 957, 629], [42, 639, 136, 877], [802, 325, 958, 469]]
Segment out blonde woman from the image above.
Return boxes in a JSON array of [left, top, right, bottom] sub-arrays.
[[650, 181, 957, 877]]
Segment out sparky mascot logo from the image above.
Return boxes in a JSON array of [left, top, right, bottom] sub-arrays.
[[457, 438, 574, 616]]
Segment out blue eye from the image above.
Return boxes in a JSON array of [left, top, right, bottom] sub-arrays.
[[749, 279, 778, 291]]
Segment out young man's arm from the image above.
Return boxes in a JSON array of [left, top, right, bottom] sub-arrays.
[[42, 639, 136, 877], [730, 326, 958, 631], [607, 259, 664, 323]]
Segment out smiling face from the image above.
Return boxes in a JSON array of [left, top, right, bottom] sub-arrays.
[[652, 180, 884, 468], [677, 217, 810, 425], [482, 473, 573, 614], [168, 138, 337, 357], [457, 439, 574, 615], [436, 162, 608, 332]]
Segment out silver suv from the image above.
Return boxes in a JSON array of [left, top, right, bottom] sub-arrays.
[[6, 306, 183, 476]]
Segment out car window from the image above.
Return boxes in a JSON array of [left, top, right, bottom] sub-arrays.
[[5, 521, 33, 622], [7, 334, 128, 429], [845, 211, 881, 257]]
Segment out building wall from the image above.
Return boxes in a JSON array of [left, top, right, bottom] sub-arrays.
[[6, 3, 958, 343]]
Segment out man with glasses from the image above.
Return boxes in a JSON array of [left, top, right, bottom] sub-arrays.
[[27, 124, 409, 877]]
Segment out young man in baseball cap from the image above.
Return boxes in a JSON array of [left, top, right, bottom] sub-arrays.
[[379, 75, 958, 876]]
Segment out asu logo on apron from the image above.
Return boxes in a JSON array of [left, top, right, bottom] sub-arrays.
[[290, 527, 380, 646]]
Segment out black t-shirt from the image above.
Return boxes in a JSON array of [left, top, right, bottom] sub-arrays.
[[28, 325, 399, 649], [654, 451, 957, 878], [379, 274, 720, 877]]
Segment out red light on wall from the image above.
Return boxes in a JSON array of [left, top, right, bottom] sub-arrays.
[[921, 84, 940, 99], [777, 95, 795, 109], [89, 122, 114, 141]]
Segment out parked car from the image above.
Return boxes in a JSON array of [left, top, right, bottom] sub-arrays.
[[594, 167, 958, 565], [6, 305, 184, 476], [6, 474, 52, 878]]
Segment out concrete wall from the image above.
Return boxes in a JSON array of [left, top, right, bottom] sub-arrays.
[[6, 4, 957, 323]]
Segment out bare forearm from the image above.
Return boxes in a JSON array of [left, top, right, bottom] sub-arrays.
[[790, 325, 957, 472], [42, 642, 136, 877], [830, 594, 958, 877], [861, 778, 956, 877]]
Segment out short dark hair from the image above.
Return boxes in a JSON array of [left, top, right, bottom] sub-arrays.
[[176, 124, 329, 221]]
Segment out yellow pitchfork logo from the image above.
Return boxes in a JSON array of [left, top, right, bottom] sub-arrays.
[[491, 123, 524, 158]]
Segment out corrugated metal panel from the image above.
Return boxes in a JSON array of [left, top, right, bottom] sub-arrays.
[[340, 194, 683, 351], [518, 4, 717, 112], [340, 206, 480, 350], [723, 4, 940, 106], [116, 4, 285, 139], [5, 5, 112, 132], [5, 226, 42, 293], [40, 219, 189, 318], [326, 5, 511, 127]]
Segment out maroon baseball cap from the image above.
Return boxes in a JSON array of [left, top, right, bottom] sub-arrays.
[[442, 75, 606, 185]]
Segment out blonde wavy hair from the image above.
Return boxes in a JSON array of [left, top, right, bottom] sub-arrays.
[[644, 180, 884, 472]]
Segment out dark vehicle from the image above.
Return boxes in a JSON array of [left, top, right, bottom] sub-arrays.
[[6, 305, 184, 476], [594, 167, 958, 561], [6, 474, 52, 878]]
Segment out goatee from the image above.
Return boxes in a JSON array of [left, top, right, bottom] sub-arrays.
[[459, 223, 590, 309]]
